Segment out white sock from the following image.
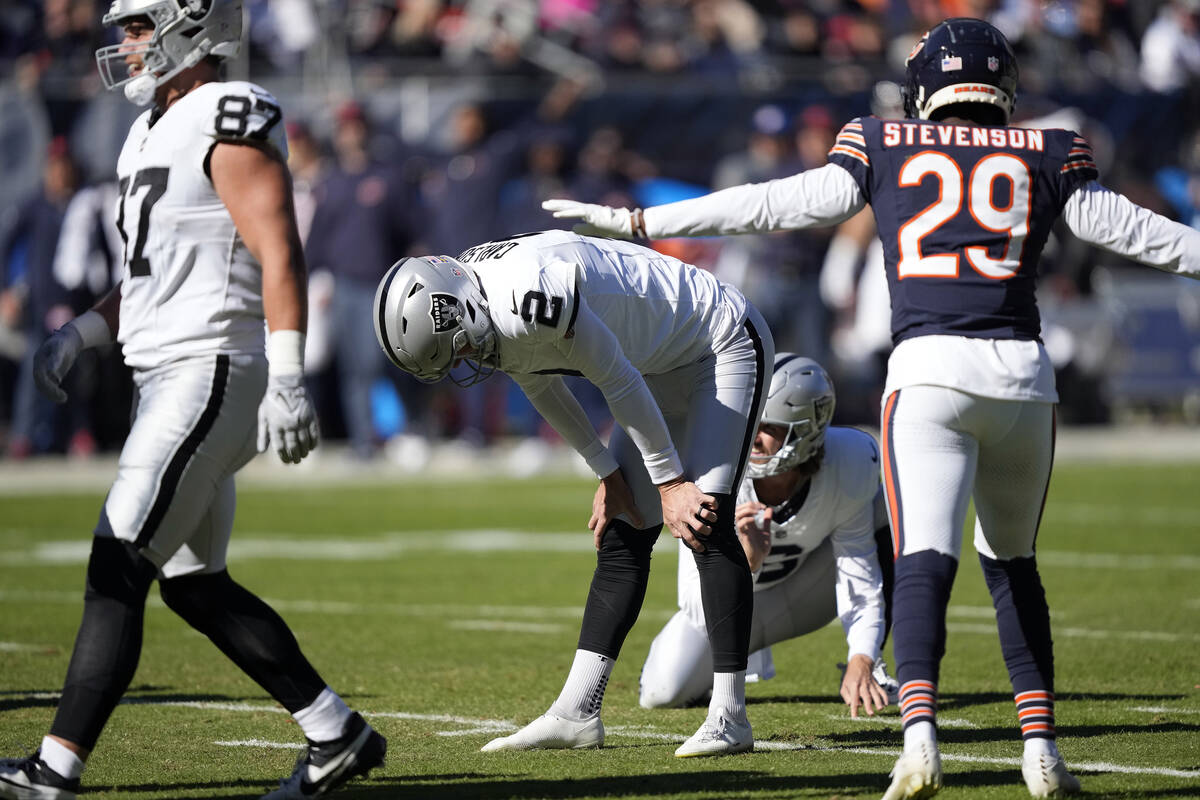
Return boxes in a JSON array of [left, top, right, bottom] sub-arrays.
[[904, 720, 937, 753], [293, 687, 353, 742], [708, 670, 746, 722], [550, 649, 613, 720], [1024, 736, 1060, 760], [39, 737, 84, 780]]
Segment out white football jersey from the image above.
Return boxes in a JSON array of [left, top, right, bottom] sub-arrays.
[[458, 230, 748, 375], [458, 230, 750, 483], [114, 81, 287, 369], [734, 426, 884, 590]]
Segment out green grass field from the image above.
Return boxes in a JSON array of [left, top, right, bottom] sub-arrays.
[[2, 461, 1198, 799]]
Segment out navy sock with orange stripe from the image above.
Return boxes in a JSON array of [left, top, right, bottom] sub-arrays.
[[892, 549, 957, 734], [980, 553, 1057, 739]]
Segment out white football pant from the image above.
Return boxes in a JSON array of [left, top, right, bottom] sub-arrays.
[[881, 385, 1054, 561], [640, 537, 837, 708], [95, 354, 265, 578]]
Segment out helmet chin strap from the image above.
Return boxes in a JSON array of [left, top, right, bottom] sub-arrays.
[[124, 73, 158, 106]]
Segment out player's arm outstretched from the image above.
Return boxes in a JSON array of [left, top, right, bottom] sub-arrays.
[[211, 140, 320, 464], [1061, 180, 1200, 278], [543, 161, 865, 239]]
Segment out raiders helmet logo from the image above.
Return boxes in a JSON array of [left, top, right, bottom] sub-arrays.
[[429, 293, 462, 333]]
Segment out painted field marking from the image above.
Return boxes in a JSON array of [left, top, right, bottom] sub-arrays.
[[447, 620, 570, 634], [946, 622, 1200, 643], [1129, 706, 1200, 715], [7, 694, 1196, 778], [5, 535, 1198, 569], [0, 642, 55, 652], [828, 714, 978, 729], [0, 589, 1185, 642]]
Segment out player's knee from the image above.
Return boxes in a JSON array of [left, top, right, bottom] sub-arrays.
[[85, 537, 157, 606], [159, 570, 234, 622], [596, 519, 661, 569]]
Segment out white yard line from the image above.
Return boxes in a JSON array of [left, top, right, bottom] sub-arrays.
[[1129, 706, 1200, 715], [7, 694, 1195, 778], [4, 534, 1198, 569]]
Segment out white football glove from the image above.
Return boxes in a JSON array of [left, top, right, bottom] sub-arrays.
[[32, 324, 84, 404], [257, 372, 320, 464], [542, 199, 639, 239]]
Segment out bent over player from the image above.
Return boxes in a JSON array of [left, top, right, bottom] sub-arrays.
[[374, 230, 773, 757], [639, 354, 897, 719], [0, 2, 384, 799], [544, 17, 1200, 798]]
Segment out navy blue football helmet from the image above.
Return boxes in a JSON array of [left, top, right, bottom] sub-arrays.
[[903, 18, 1018, 123]]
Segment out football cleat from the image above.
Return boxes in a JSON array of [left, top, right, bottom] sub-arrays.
[[480, 712, 603, 752], [674, 714, 753, 758], [0, 752, 79, 800], [261, 712, 386, 799], [881, 741, 942, 800], [1022, 752, 1081, 797]]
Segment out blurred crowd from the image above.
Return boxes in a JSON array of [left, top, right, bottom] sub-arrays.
[[3, 0, 1200, 463]]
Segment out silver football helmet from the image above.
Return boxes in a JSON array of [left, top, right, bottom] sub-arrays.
[[96, 0, 242, 106], [373, 255, 498, 386], [747, 353, 836, 478]]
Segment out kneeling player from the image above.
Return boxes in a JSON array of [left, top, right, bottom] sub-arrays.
[[640, 355, 897, 718]]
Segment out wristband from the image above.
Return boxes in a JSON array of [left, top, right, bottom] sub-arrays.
[[267, 329, 305, 376], [69, 310, 114, 349], [631, 208, 647, 238]]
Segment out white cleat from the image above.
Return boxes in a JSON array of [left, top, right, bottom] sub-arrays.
[[481, 713, 603, 752], [1022, 752, 1081, 797], [881, 742, 942, 800], [674, 714, 753, 758], [0, 753, 78, 800]]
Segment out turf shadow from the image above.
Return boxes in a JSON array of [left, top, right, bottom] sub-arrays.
[[300, 768, 892, 799]]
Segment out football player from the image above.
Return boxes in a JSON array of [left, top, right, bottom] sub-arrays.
[[0, 3, 384, 799], [373, 230, 774, 757], [639, 354, 898, 720], [542, 17, 1200, 799]]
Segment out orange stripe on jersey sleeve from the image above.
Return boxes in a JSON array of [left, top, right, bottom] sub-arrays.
[[829, 145, 869, 166]]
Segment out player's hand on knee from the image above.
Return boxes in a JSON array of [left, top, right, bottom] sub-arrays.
[[840, 653, 889, 718], [589, 468, 646, 549], [657, 478, 718, 552], [257, 372, 320, 464], [542, 199, 638, 239], [33, 324, 84, 403]]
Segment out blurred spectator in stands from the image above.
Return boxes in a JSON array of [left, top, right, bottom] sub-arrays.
[[306, 102, 427, 460], [1156, 129, 1200, 230], [1141, 0, 1200, 94], [499, 127, 574, 235], [22, 0, 105, 137], [51, 175, 130, 454], [819, 81, 903, 424], [1, 137, 80, 458], [245, 0, 319, 73]]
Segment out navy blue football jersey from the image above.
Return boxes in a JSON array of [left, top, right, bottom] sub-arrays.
[[827, 116, 1099, 344]]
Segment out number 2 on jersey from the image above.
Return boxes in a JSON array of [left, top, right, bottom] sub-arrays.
[[116, 167, 169, 277], [897, 151, 1030, 280]]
